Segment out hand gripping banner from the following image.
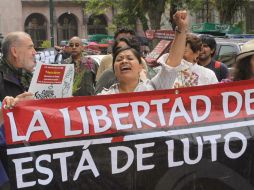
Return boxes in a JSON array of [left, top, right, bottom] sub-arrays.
[[2, 80, 254, 190]]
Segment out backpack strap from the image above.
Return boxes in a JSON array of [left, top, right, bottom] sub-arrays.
[[215, 61, 221, 69], [0, 72, 5, 101]]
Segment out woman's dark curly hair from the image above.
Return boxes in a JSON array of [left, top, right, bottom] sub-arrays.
[[233, 55, 253, 81], [112, 37, 141, 72]]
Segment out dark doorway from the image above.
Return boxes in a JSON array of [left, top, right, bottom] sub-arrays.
[[88, 14, 108, 35], [24, 13, 47, 48], [57, 13, 78, 44]]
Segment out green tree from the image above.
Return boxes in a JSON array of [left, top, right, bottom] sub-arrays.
[[138, 0, 167, 29], [212, 0, 249, 24], [168, 0, 204, 29], [81, 0, 166, 30], [82, 0, 117, 15], [77, 0, 250, 32], [111, 0, 148, 30], [40, 40, 51, 48]]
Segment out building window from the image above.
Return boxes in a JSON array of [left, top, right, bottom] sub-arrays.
[[249, 11, 254, 31], [24, 13, 47, 48], [57, 13, 78, 44], [87, 14, 107, 35], [195, 2, 215, 24]]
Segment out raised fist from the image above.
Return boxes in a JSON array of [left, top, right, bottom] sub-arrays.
[[173, 10, 188, 32]]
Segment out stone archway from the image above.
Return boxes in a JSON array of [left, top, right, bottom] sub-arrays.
[[88, 14, 108, 35], [57, 13, 78, 44], [24, 13, 47, 48]]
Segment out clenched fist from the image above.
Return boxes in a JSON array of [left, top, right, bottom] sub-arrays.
[[173, 10, 188, 32]]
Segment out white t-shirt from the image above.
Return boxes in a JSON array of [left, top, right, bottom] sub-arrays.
[[158, 53, 218, 87], [99, 62, 178, 95]]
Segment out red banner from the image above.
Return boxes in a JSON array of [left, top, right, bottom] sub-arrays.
[[3, 80, 254, 145], [3, 80, 254, 190]]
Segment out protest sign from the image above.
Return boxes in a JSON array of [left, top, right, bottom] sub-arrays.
[[145, 30, 175, 40], [145, 40, 172, 65], [29, 64, 74, 99], [3, 80, 254, 190]]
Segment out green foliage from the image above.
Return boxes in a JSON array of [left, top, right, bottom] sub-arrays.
[[141, 0, 167, 29], [169, 0, 205, 14], [83, 0, 119, 15], [169, 0, 249, 27], [106, 24, 117, 34], [72, 70, 84, 94], [76, 0, 249, 32], [83, 0, 164, 30], [212, 0, 249, 24], [40, 40, 51, 48]]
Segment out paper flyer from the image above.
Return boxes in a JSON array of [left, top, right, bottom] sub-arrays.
[[28, 64, 74, 99]]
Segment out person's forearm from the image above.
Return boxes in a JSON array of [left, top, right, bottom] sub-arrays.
[[166, 29, 187, 67], [166, 10, 188, 68]]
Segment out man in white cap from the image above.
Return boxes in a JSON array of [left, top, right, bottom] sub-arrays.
[[233, 39, 254, 81]]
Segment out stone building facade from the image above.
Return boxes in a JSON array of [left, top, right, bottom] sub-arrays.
[[1, 0, 254, 48], [0, 0, 113, 47]]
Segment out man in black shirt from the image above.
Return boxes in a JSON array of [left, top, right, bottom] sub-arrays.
[[198, 35, 229, 81]]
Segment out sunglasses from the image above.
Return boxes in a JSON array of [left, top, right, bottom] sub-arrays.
[[69, 43, 81, 48]]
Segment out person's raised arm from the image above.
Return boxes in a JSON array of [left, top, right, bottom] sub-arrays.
[[166, 10, 188, 67]]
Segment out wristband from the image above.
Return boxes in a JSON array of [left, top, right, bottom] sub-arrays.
[[175, 26, 187, 34]]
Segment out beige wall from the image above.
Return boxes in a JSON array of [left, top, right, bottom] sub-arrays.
[[0, 0, 23, 35], [0, 0, 116, 44], [22, 5, 85, 45]]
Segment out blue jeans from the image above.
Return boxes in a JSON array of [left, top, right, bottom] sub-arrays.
[[0, 125, 9, 188]]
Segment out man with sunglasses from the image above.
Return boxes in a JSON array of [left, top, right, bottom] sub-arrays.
[[63, 36, 98, 96]]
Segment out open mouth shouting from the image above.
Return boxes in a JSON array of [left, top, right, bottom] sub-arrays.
[[120, 64, 132, 73]]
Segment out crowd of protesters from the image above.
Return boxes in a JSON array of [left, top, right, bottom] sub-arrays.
[[0, 10, 254, 188], [2, 9, 254, 110], [2, 9, 254, 125]]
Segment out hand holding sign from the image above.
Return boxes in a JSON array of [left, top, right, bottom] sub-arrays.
[[3, 92, 33, 109]]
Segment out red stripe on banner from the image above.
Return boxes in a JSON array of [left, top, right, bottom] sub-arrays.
[[3, 80, 254, 145], [111, 136, 124, 143]]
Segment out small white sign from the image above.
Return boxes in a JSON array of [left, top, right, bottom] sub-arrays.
[[28, 64, 74, 99]]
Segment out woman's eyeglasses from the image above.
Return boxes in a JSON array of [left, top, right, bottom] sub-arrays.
[[69, 43, 80, 48]]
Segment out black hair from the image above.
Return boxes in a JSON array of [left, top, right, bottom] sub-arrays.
[[112, 37, 140, 54], [186, 34, 202, 53], [200, 34, 217, 55], [112, 36, 141, 72], [233, 55, 253, 81], [114, 28, 136, 40], [113, 46, 141, 65], [112, 46, 142, 72]]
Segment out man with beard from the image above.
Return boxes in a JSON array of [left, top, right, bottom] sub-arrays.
[[0, 31, 36, 101], [198, 35, 229, 81], [0, 31, 37, 190], [63, 36, 98, 96]]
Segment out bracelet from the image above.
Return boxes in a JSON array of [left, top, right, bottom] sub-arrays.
[[175, 26, 187, 34]]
